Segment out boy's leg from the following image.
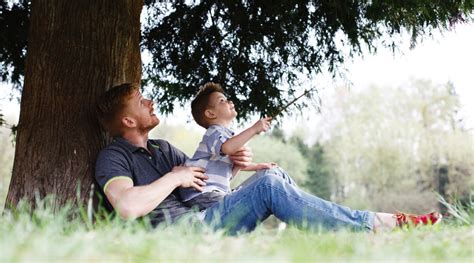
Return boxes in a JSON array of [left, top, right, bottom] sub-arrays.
[[204, 167, 374, 235]]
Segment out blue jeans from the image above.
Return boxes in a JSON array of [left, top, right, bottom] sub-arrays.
[[203, 167, 374, 234]]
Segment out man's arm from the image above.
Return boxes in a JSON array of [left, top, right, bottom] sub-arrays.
[[105, 166, 207, 219], [229, 146, 253, 177], [228, 146, 253, 166], [221, 117, 272, 155]]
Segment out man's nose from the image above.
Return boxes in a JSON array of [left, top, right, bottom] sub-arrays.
[[228, 100, 233, 105]]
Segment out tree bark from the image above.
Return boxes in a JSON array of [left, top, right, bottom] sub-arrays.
[[6, 0, 143, 208]]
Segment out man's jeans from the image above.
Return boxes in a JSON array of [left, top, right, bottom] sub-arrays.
[[202, 167, 375, 235]]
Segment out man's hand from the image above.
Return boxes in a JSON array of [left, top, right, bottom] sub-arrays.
[[229, 146, 253, 168], [251, 116, 272, 134], [171, 166, 208, 192]]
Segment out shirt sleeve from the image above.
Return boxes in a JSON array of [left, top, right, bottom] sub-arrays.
[[206, 128, 232, 157], [95, 147, 134, 192]]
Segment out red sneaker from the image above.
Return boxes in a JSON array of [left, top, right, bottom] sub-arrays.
[[395, 212, 443, 227]]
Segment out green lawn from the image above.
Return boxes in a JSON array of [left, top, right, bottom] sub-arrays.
[[1, 202, 472, 262]]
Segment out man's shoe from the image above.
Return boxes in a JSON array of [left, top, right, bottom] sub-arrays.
[[395, 212, 443, 227]]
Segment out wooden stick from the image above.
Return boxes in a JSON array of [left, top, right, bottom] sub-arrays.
[[271, 86, 317, 118]]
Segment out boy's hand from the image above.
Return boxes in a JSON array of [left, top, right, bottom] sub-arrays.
[[254, 162, 278, 170], [251, 117, 272, 134], [239, 162, 278, 171]]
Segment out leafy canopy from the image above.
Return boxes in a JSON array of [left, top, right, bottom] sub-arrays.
[[1, 0, 473, 118]]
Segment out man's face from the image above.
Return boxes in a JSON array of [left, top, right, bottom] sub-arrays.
[[207, 91, 237, 122], [122, 90, 160, 131]]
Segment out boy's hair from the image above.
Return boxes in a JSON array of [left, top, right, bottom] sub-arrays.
[[96, 83, 139, 135], [191, 82, 225, 128]]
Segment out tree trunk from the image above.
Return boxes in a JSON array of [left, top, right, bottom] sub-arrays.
[[6, 0, 143, 209]]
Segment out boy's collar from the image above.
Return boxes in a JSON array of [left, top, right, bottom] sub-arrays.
[[208, 124, 234, 134]]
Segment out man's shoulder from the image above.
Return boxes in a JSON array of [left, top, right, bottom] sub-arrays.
[[99, 139, 129, 154], [97, 140, 130, 163]]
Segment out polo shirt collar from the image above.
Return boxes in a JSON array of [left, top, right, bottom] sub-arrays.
[[113, 136, 144, 153]]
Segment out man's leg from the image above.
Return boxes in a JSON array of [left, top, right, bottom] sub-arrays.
[[203, 167, 374, 235], [232, 166, 297, 192]]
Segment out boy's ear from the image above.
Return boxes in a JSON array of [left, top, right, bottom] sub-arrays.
[[204, 109, 217, 120], [121, 116, 136, 128]]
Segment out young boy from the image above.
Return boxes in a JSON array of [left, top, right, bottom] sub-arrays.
[[179, 82, 277, 210]]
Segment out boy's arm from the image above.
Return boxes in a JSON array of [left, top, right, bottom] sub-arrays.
[[221, 117, 272, 155]]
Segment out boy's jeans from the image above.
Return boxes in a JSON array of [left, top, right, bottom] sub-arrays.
[[203, 167, 374, 234]]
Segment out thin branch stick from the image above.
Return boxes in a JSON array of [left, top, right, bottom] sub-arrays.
[[271, 86, 318, 118]]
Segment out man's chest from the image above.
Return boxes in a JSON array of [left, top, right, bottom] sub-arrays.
[[130, 150, 174, 185]]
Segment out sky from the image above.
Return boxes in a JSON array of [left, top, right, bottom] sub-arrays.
[[347, 22, 473, 129], [1, 22, 473, 135]]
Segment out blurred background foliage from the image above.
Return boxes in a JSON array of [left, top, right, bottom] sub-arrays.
[[321, 80, 473, 212], [0, 122, 14, 209], [1, 80, 472, 213]]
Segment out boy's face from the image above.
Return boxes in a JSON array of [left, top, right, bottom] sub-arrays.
[[207, 92, 237, 122]]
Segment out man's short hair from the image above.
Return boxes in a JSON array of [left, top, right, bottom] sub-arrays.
[[191, 82, 225, 128], [96, 83, 139, 135]]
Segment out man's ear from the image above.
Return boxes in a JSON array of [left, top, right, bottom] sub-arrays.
[[121, 116, 136, 128], [204, 109, 217, 120]]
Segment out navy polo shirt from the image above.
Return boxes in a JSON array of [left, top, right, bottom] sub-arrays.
[[95, 137, 191, 224]]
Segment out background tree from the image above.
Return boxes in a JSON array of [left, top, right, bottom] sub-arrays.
[[0, 1, 29, 88], [0, 1, 473, 208], [269, 128, 333, 199], [0, 123, 14, 209], [292, 137, 332, 200], [320, 81, 473, 212]]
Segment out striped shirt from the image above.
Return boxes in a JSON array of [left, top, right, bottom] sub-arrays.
[[179, 124, 234, 202]]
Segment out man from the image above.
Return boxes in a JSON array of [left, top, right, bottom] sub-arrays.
[[95, 83, 441, 234]]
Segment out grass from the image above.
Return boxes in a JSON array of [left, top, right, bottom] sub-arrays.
[[0, 196, 473, 262]]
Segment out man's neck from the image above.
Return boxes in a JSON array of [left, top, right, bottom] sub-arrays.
[[122, 130, 149, 149]]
